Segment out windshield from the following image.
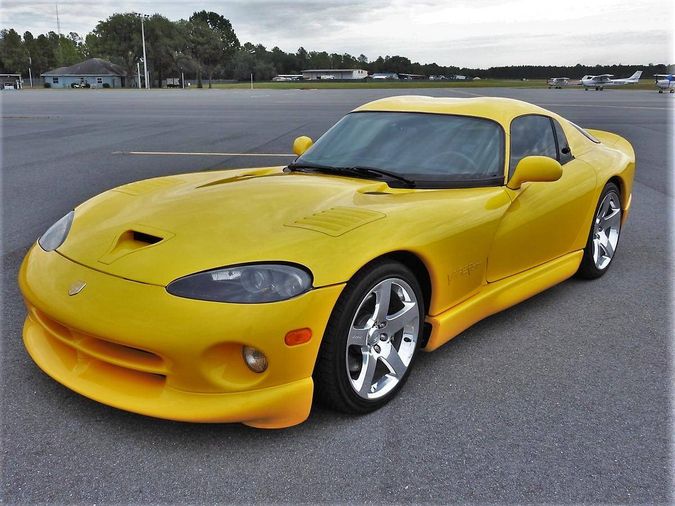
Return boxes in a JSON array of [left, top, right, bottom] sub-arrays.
[[296, 111, 505, 187]]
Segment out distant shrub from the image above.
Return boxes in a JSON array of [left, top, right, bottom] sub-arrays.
[[44, 82, 51, 88], [102, 83, 110, 88]]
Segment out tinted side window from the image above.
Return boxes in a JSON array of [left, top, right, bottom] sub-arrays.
[[553, 119, 574, 164], [509, 115, 557, 177]]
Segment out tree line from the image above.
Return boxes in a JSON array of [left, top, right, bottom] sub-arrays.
[[0, 11, 670, 86]]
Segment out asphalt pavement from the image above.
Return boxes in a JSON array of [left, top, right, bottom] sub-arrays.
[[1, 87, 672, 503]]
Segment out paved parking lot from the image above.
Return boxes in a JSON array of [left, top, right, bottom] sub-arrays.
[[1, 88, 672, 503]]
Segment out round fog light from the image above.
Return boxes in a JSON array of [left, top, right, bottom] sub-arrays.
[[242, 346, 268, 373]]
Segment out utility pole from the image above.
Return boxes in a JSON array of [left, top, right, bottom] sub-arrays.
[[28, 56, 33, 88], [247, 48, 257, 90], [140, 15, 149, 89], [137, 62, 141, 88]]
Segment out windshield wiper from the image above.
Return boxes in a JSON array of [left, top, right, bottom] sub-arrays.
[[285, 161, 336, 172], [286, 161, 415, 188], [340, 166, 416, 188]]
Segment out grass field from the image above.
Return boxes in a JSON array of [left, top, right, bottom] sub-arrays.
[[204, 78, 660, 91], [22, 79, 661, 92], [208, 79, 545, 90]]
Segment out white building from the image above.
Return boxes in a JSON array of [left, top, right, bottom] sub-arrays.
[[42, 58, 127, 88], [302, 69, 368, 80]]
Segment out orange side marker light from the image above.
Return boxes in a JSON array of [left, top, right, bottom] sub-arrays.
[[285, 328, 312, 346]]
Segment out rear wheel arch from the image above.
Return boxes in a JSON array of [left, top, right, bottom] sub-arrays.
[[607, 175, 626, 207], [577, 181, 622, 279]]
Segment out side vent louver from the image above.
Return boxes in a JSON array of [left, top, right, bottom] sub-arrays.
[[285, 207, 386, 237]]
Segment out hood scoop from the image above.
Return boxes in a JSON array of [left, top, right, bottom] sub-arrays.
[[285, 207, 385, 237], [98, 227, 173, 265]]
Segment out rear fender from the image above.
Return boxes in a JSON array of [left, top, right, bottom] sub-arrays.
[[585, 129, 635, 217]]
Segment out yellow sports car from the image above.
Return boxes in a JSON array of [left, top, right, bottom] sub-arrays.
[[19, 96, 635, 428]]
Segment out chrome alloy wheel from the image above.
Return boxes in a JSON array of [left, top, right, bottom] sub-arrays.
[[592, 191, 622, 270], [345, 278, 420, 400]]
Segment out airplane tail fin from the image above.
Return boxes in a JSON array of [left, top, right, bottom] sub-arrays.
[[628, 71, 642, 81]]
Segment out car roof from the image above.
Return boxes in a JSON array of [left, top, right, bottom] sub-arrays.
[[353, 96, 555, 127]]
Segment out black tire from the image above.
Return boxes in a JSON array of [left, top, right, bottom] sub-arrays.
[[577, 182, 622, 279], [313, 260, 424, 414]]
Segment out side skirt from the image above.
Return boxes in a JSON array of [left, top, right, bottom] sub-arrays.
[[424, 251, 583, 351]]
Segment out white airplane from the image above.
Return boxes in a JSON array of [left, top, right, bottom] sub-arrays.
[[654, 74, 674, 93], [272, 74, 303, 82], [581, 71, 642, 90], [547, 77, 571, 88]]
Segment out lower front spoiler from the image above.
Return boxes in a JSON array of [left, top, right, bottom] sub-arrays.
[[24, 315, 313, 429]]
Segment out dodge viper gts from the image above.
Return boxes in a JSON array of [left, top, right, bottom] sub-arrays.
[[19, 96, 635, 428]]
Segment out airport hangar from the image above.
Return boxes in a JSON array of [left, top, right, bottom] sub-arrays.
[[302, 69, 368, 80]]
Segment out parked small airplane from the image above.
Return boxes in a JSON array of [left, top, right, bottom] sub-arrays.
[[654, 74, 674, 93], [272, 74, 304, 82], [581, 71, 642, 90], [547, 77, 571, 88], [398, 73, 426, 80]]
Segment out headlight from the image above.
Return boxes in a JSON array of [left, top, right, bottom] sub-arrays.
[[38, 211, 74, 251], [167, 263, 313, 303]]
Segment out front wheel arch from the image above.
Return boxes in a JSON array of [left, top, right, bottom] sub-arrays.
[[313, 258, 425, 413], [364, 251, 433, 347], [374, 251, 432, 316]]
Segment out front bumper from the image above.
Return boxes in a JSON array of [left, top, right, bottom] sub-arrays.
[[19, 246, 344, 428]]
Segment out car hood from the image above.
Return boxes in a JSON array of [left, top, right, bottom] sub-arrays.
[[58, 168, 389, 286], [58, 167, 508, 287]]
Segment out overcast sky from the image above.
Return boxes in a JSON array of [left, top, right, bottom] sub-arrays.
[[1, 0, 672, 67]]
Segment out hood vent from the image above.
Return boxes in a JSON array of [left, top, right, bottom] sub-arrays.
[[99, 228, 172, 265], [285, 207, 386, 237], [132, 231, 162, 245]]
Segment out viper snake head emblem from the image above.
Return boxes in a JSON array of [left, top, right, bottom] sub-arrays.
[[68, 280, 86, 296]]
